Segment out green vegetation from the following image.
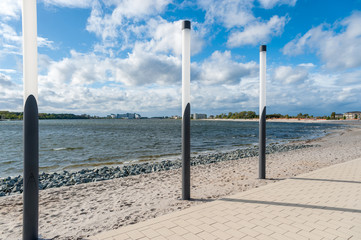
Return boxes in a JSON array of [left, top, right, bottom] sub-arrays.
[[38, 113, 92, 119], [215, 111, 330, 120], [0, 111, 23, 120], [331, 112, 336, 119], [0, 111, 94, 120], [0, 110, 344, 121], [215, 111, 257, 119]]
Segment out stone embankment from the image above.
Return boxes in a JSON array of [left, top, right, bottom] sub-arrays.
[[0, 143, 318, 196]]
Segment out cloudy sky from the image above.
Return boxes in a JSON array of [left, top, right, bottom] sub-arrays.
[[1, 0, 361, 117]]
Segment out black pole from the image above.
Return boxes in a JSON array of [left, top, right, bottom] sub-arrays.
[[23, 95, 39, 240], [259, 106, 266, 179], [182, 103, 191, 200]]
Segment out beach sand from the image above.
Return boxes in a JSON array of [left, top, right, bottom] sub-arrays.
[[1, 125, 361, 239]]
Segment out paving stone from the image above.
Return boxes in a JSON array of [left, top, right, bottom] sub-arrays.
[[90, 158, 361, 240]]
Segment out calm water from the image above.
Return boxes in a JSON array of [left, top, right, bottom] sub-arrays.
[[0, 119, 342, 177]]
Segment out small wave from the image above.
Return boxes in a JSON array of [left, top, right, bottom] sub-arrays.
[[62, 161, 123, 170], [137, 152, 181, 160], [39, 165, 61, 171], [51, 147, 84, 151], [1, 160, 16, 165]]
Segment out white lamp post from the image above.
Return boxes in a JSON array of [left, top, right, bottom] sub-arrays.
[[259, 45, 266, 179], [181, 20, 191, 200]]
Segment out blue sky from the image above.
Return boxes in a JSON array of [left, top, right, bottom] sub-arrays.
[[1, 0, 361, 117]]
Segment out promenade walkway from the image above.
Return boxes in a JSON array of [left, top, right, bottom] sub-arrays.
[[90, 158, 361, 240]]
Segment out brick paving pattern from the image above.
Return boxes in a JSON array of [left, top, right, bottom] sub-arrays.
[[90, 158, 361, 239]]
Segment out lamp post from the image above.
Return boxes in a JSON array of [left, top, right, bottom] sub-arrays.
[[182, 20, 191, 200], [259, 45, 266, 179], [22, 0, 39, 239]]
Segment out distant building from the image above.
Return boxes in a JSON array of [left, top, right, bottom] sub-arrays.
[[344, 111, 361, 120], [113, 113, 141, 119], [107, 114, 116, 119], [193, 113, 207, 120], [335, 113, 343, 119]]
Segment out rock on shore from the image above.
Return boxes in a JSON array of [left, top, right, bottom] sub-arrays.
[[0, 143, 318, 197]]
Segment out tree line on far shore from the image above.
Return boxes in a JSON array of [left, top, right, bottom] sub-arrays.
[[215, 111, 333, 120], [0, 110, 344, 121], [0, 111, 95, 120]]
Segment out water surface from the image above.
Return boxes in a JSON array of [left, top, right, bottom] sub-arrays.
[[0, 119, 341, 177]]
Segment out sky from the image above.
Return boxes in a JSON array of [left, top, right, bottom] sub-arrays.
[[1, 0, 361, 117]]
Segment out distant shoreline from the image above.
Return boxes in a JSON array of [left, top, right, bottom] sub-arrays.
[[202, 118, 359, 124]]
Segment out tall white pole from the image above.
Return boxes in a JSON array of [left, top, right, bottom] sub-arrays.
[[22, 0, 39, 239], [23, 0, 38, 102], [259, 45, 266, 179], [182, 20, 191, 200]]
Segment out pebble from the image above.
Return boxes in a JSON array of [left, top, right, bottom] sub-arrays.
[[0, 143, 319, 196]]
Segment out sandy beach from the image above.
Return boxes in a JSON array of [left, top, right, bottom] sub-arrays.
[[1, 123, 361, 239]]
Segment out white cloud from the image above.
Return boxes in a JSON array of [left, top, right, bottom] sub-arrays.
[[5, 45, 358, 116], [283, 11, 361, 70], [0, 73, 14, 87], [0, 22, 22, 57], [334, 70, 361, 86], [267, 70, 337, 114], [143, 19, 184, 55], [36, 46, 359, 116], [336, 87, 361, 103], [102, 0, 170, 19], [266, 66, 361, 114], [36, 48, 182, 114], [31, 47, 260, 115], [86, 1, 120, 40], [282, 25, 327, 55], [0, 69, 16, 73], [86, 0, 171, 40], [191, 82, 253, 112], [133, 18, 205, 56], [258, 0, 296, 9], [0, 0, 21, 21], [37, 82, 182, 115], [197, 0, 255, 28], [0, 72, 22, 111], [273, 65, 308, 84], [0, 22, 55, 59], [199, 50, 257, 85], [40, 48, 182, 88], [85, 1, 183, 58], [44, 51, 111, 87], [227, 15, 288, 47], [0, 0, 93, 22], [0, 23, 21, 44], [41, 0, 93, 8], [298, 63, 315, 68], [113, 48, 181, 86], [38, 37, 55, 49]]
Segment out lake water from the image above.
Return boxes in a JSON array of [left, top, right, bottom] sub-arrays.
[[0, 119, 342, 177]]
